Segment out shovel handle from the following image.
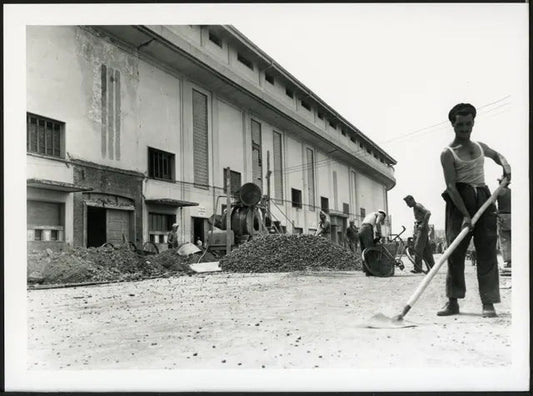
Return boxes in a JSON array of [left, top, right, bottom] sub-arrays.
[[398, 177, 508, 319]]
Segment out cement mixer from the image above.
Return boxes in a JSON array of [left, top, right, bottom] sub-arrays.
[[207, 182, 269, 251]]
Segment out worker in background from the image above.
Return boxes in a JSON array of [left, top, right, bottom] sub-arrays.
[[497, 178, 511, 270], [358, 210, 387, 253], [167, 223, 180, 249], [315, 210, 331, 238], [345, 220, 359, 253], [438, 103, 511, 318], [403, 195, 435, 274]]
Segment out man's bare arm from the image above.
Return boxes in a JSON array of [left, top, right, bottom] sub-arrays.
[[441, 149, 472, 228], [479, 142, 511, 182]]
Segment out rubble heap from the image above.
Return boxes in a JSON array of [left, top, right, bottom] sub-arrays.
[[28, 245, 218, 286], [220, 234, 362, 273]]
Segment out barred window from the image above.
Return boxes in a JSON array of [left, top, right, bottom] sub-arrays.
[[27, 113, 63, 158], [148, 147, 175, 181]]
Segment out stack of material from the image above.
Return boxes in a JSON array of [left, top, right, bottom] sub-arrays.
[[220, 234, 362, 273]]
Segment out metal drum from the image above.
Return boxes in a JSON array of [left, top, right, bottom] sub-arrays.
[[237, 183, 262, 207]]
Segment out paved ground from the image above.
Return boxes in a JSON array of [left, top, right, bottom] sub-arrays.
[[27, 255, 512, 370]]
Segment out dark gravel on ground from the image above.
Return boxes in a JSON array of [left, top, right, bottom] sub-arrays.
[[220, 234, 362, 273]]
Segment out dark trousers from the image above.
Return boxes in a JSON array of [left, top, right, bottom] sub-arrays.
[[445, 184, 500, 304], [414, 226, 435, 271], [358, 224, 374, 252]]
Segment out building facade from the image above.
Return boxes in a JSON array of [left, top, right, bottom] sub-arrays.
[[26, 25, 396, 253]]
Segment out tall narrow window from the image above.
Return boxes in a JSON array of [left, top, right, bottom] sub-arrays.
[[193, 89, 209, 188], [273, 131, 284, 202], [100, 64, 121, 160], [332, 170, 338, 210], [291, 188, 302, 208], [251, 120, 262, 190], [306, 148, 315, 211]]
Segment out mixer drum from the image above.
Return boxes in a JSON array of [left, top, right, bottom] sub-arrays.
[[237, 183, 262, 206]]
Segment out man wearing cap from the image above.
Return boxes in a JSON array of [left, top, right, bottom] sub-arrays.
[[345, 220, 359, 253], [403, 195, 435, 274], [315, 210, 331, 238], [167, 223, 180, 249], [438, 103, 511, 318], [497, 179, 511, 270]]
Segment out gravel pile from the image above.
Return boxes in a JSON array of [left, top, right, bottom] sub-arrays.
[[220, 234, 361, 273], [28, 245, 209, 286]]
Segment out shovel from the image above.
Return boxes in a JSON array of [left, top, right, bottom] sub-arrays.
[[366, 177, 509, 329]]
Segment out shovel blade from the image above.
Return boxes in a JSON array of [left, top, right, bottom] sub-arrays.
[[365, 313, 418, 329]]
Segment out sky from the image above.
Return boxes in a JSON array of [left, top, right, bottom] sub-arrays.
[[231, 4, 528, 235]]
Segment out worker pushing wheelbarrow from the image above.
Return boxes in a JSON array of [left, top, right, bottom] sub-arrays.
[[359, 210, 407, 277], [361, 225, 415, 277]]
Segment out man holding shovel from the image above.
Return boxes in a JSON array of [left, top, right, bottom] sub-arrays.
[[438, 103, 511, 318], [403, 195, 435, 274]]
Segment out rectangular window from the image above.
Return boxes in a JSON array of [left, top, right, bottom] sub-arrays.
[[237, 53, 254, 70], [273, 131, 284, 202], [26, 113, 63, 158], [208, 31, 222, 47], [223, 169, 242, 196], [285, 87, 294, 99], [308, 228, 317, 235], [350, 136, 356, 143], [291, 188, 302, 209], [329, 120, 336, 129], [293, 227, 303, 235], [360, 207, 366, 218], [149, 213, 176, 244], [360, 142, 364, 148], [100, 64, 121, 160], [343, 203, 350, 215], [251, 120, 263, 190], [306, 148, 315, 211], [341, 130, 347, 137], [317, 112, 324, 120], [321, 196, 329, 213], [265, 73, 275, 85], [301, 100, 311, 111], [148, 147, 175, 180], [27, 200, 64, 242], [193, 89, 209, 187]]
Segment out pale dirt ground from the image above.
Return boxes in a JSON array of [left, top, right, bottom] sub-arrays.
[[27, 255, 512, 370]]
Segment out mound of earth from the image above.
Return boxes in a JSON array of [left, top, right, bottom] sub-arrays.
[[220, 234, 362, 273]]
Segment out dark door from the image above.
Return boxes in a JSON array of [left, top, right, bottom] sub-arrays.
[[87, 206, 106, 247], [192, 217, 206, 245]]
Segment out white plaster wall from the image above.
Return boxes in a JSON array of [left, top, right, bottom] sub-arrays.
[[217, 98, 245, 178], [356, 172, 386, 216], [27, 26, 182, 175], [27, 156, 73, 184], [332, 162, 351, 212]]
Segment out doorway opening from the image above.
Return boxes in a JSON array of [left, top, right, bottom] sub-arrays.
[[192, 217, 206, 246], [87, 206, 106, 247]]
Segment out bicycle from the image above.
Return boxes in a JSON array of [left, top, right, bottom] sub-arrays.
[[361, 225, 416, 277]]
